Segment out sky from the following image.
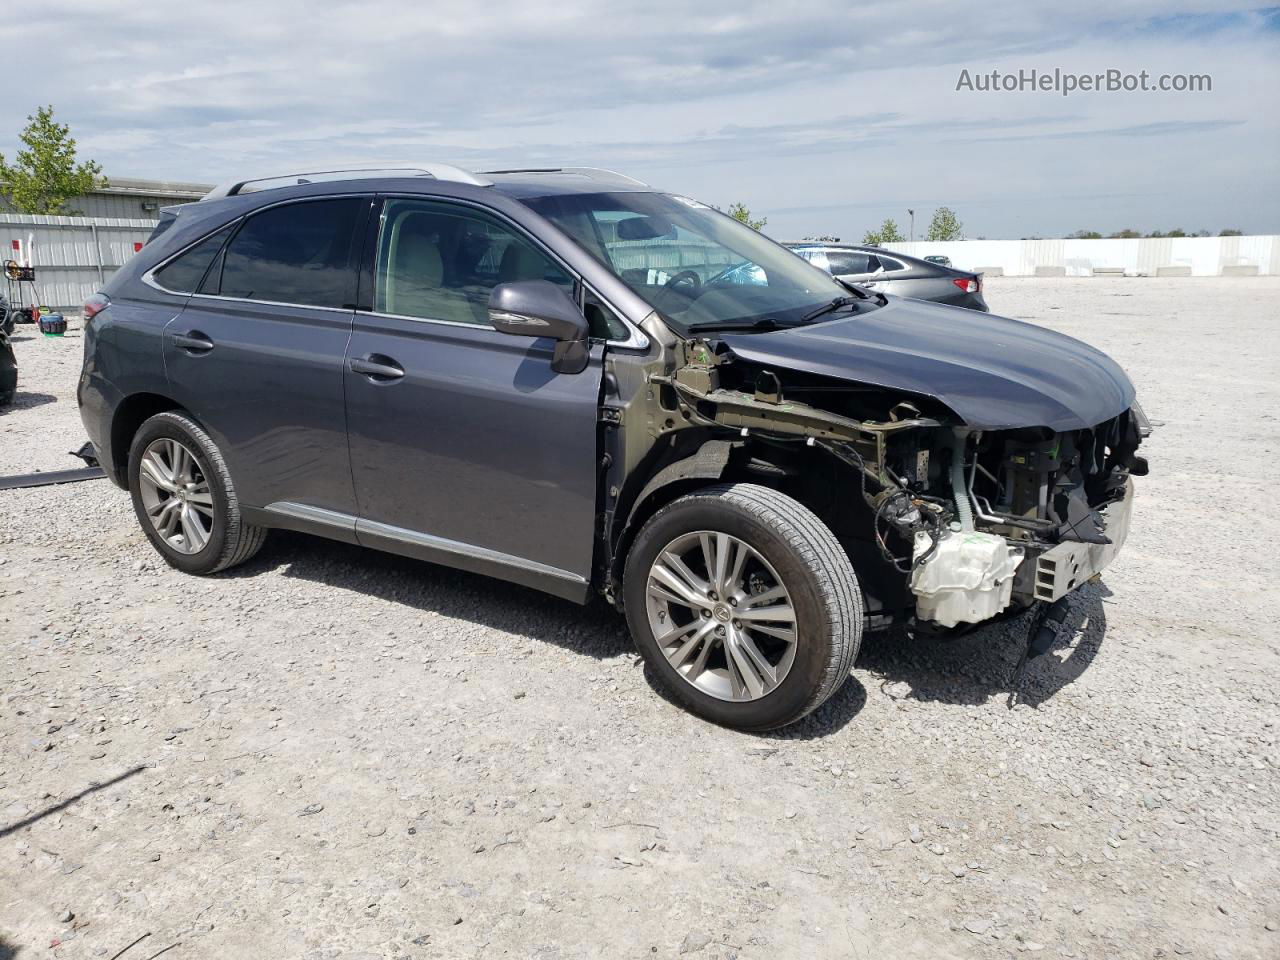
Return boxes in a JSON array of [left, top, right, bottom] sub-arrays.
[[2, 1, 1278, 241]]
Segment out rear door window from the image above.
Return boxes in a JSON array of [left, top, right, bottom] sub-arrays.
[[873, 254, 907, 273], [214, 198, 366, 308], [795, 248, 831, 272], [825, 251, 875, 275], [152, 225, 234, 294]]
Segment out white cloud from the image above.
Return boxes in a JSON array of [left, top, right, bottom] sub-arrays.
[[2, 0, 1276, 237]]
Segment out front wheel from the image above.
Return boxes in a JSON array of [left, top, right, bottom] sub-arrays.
[[624, 483, 863, 731]]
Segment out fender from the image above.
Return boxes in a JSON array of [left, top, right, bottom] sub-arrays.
[[603, 439, 733, 601]]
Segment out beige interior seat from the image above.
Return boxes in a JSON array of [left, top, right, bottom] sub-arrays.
[[385, 216, 477, 324]]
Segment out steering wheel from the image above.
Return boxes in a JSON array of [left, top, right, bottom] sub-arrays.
[[663, 269, 702, 294]]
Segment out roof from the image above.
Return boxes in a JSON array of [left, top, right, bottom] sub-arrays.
[[91, 177, 214, 199], [785, 242, 884, 251], [197, 165, 655, 204]]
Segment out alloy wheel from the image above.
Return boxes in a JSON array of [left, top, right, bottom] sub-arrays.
[[644, 530, 798, 702], [137, 437, 215, 554]]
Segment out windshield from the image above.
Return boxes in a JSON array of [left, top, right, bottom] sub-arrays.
[[519, 192, 852, 333]]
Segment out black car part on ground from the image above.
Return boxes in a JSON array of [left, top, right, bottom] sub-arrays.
[[0, 466, 105, 490], [71, 441, 100, 467]]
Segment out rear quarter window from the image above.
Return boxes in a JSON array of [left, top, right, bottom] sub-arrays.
[[152, 225, 234, 294]]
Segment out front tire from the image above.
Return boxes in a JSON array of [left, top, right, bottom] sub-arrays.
[[128, 410, 267, 574], [624, 483, 862, 731]]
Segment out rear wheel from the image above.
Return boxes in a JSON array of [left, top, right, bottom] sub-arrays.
[[624, 483, 862, 730], [128, 410, 266, 574]]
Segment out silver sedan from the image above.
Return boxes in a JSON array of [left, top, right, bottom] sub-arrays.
[[787, 243, 989, 311]]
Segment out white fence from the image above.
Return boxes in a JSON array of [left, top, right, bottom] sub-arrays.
[[1, 213, 158, 314], [883, 235, 1279, 277]]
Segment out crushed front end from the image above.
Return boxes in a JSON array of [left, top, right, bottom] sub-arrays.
[[650, 337, 1149, 632]]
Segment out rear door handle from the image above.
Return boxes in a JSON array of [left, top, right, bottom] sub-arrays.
[[350, 355, 405, 381], [172, 331, 214, 353]]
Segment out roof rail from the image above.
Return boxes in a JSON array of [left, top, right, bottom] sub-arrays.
[[201, 164, 492, 201], [479, 166, 649, 187]]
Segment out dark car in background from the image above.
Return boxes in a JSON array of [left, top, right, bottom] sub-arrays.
[[0, 293, 15, 406], [79, 164, 1145, 731], [0, 333, 15, 407], [786, 243, 988, 311]]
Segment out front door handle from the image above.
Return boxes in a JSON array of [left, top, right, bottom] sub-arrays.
[[350, 355, 405, 381], [173, 331, 214, 353]]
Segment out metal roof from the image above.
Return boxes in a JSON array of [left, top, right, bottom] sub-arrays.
[[90, 177, 214, 199]]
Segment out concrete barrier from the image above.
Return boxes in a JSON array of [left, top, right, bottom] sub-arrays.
[[1221, 264, 1260, 277], [1156, 265, 1193, 277], [975, 266, 1003, 277], [884, 235, 1278, 277], [1034, 265, 1067, 277], [1093, 267, 1125, 277]]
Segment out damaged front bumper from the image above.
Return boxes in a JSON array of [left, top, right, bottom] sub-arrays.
[[911, 476, 1136, 629], [1015, 478, 1134, 604]]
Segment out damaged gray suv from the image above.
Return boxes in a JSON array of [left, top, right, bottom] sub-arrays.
[[78, 165, 1147, 730]]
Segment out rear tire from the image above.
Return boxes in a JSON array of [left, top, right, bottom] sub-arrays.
[[128, 410, 267, 574], [624, 482, 862, 731]]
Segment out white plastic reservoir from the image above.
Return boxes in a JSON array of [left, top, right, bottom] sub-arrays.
[[910, 530, 1024, 628]]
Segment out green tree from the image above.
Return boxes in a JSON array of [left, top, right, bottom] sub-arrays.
[[727, 202, 767, 231], [0, 105, 105, 214], [1219, 228, 1243, 236], [1068, 230, 1103, 239], [862, 218, 905, 245], [926, 206, 963, 241], [1109, 229, 1141, 238]]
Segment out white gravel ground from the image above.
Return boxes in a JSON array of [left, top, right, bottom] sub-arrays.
[[1, 277, 1278, 960]]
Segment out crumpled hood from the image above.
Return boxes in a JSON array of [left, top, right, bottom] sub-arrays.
[[719, 296, 1135, 431]]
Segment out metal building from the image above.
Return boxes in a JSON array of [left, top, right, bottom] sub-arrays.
[[1, 175, 211, 218]]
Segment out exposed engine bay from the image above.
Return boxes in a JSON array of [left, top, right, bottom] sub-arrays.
[[645, 336, 1150, 631]]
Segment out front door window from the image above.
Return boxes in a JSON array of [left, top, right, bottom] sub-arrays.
[[374, 199, 573, 325]]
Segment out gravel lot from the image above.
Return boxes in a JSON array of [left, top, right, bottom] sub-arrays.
[[2, 277, 1278, 960]]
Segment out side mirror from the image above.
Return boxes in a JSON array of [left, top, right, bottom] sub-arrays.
[[488, 280, 590, 374]]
